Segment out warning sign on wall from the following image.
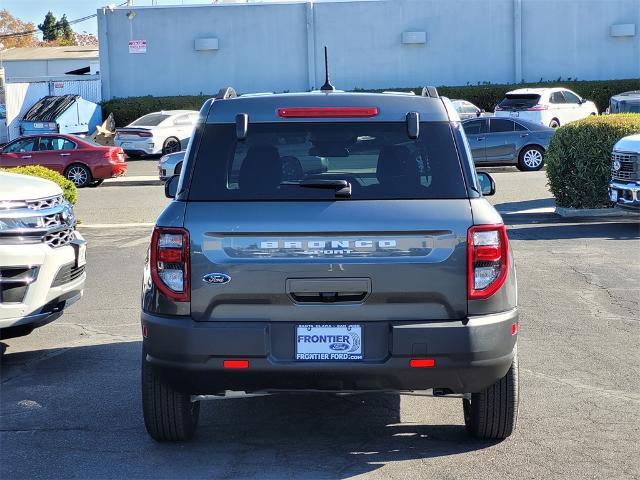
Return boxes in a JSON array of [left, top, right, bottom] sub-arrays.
[[128, 40, 147, 54]]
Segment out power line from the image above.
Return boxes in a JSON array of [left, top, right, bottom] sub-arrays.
[[0, 3, 129, 40]]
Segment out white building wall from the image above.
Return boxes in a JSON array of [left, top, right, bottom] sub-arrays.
[[98, 0, 640, 100], [3, 59, 98, 80]]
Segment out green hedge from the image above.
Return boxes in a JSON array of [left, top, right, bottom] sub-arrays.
[[2, 166, 77, 205], [545, 114, 640, 209], [102, 79, 640, 127]]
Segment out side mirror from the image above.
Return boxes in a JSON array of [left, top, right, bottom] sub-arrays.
[[164, 175, 180, 199], [476, 171, 496, 196]]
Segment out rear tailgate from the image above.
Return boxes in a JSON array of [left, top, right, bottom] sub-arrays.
[[187, 200, 471, 322]]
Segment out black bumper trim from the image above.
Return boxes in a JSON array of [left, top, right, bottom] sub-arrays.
[[142, 309, 518, 394]]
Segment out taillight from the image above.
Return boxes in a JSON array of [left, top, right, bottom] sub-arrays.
[[150, 227, 190, 302], [468, 224, 509, 300], [137, 131, 153, 137], [277, 107, 379, 118], [527, 104, 548, 111]]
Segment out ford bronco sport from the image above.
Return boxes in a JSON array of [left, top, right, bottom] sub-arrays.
[[141, 86, 519, 442]]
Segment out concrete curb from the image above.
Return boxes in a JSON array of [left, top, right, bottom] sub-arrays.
[[102, 177, 163, 187], [555, 206, 639, 218]]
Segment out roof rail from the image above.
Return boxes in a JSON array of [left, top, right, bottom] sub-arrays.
[[421, 86, 439, 99], [216, 87, 237, 100]]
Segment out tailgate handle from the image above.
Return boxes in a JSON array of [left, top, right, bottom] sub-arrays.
[[286, 278, 371, 303]]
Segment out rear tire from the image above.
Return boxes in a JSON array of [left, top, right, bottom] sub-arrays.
[[64, 164, 92, 188], [463, 346, 519, 440], [162, 137, 181, 155], [142, 348, 200, 442], [517, 145, 545, 171]]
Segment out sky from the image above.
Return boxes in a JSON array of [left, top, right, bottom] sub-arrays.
[[3, 0, 276, 37]]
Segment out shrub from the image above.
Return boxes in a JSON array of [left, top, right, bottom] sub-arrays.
[[102, 79, 639, 127], [1, 166, 77, 205], [545, 114, 640, 209]]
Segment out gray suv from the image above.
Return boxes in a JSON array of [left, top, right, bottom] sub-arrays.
[[141, 87, 519, 442]]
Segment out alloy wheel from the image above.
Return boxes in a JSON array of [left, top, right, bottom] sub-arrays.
[[67, 166, 89, 186], [523, 149, 543, 169], [164, 139, 180, 154]]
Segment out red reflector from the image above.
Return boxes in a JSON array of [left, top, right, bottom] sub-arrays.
[[142, 324, 148, 338], [409, 358, 436, 368], [475, 244, 502, 262], [223, 360, 249, 369], [277, 107, 379, 118], [158, 248, 182, 263], [511, 322, 518, 336]]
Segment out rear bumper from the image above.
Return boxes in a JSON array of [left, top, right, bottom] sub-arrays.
[[142, 308, 518, 394]]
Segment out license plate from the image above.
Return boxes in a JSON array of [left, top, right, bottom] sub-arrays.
[[510, 111, 519, 117], [72, 239, 87, 268], [296, 324, 363, 361], [610, 189, 618, 202]]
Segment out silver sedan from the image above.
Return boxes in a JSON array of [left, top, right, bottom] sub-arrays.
[[462, 117, 555, 171], [158, 150, 186, 181]]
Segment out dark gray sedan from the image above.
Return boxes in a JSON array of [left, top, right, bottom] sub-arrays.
[[462, 117, 554, 171]]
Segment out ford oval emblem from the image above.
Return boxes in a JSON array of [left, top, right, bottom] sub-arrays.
[[202, 273, 231, 285], [329, 342, 350, 351]]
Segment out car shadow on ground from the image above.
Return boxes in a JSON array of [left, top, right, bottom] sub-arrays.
[[494, 197, 556, 215], [508, 220, 640, 241], [1, 341, 500, 479]]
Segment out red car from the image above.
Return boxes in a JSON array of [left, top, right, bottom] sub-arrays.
[[0, 134, 127, 187]]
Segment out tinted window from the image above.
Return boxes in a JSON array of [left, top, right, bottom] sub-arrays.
[[549, 92, 566, 104], [38, 137, 76, 151], [189, 122, 466, 201], [3, 138, 37, 153], [562, 91, 581, 104], [513, 122, 528, 131], [462, 119, 485, 135], [489, 119, 514, 133], [130, 113, 170, 127], [498, 94, 540, 110]]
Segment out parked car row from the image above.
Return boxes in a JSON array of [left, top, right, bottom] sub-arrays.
[[0, 134, 127, 188]]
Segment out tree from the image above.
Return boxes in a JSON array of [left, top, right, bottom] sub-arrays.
[[58, 15, 73, 41], [38, 11, 59, 42], [0, 9, 38, 49], [55, 14, 75, 46]]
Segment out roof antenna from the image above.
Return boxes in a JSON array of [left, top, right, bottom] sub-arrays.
[[320, 46, 335, 92]]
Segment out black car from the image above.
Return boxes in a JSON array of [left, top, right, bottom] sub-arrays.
[[462, 117, 554, 171]]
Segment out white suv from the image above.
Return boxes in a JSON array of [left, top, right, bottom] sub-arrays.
[[495, 88, 598, 128], [0, 172, 86, 341]]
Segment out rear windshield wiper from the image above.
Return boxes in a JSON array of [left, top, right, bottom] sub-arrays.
[[287, 179, 352, 198]]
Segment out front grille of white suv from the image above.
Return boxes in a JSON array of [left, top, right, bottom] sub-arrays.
[[0, 195, 76, 248], [26, 195, 65, 211]]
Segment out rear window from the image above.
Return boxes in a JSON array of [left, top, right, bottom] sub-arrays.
[[188, 122, 467, 201], [497, 94, 541, 110], [130, 113, 170, 127]]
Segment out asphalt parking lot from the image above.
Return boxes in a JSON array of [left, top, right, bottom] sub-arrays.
[[1, 167, 639, 479]]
